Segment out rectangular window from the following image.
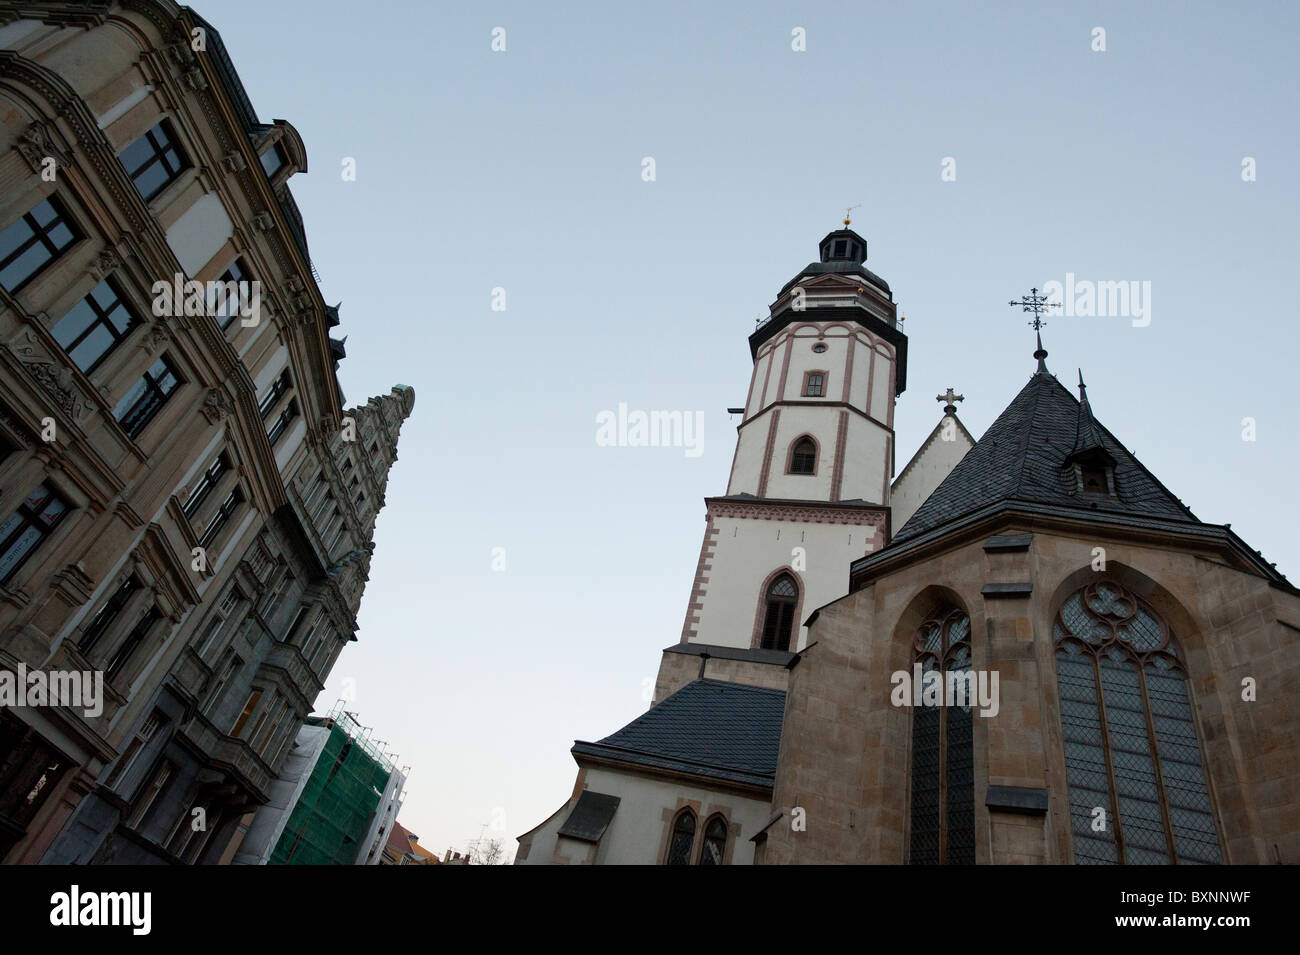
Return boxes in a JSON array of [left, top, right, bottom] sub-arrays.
[[0, 483, 70, 583], [804, 373, 825, 398], [197, 487, 243, 550], [258, 368, 292, 419], [103, 711, 163, 791], [209, 257, 253, 329], [266, 400, 298, 446], [196, 586, 243, 659], [50, 277, 142, 376], [262, 569, 293, 617], [127, 761, 172, 828], [114, 354, 182, 439], [0, 196, 79, 293], [105, 605, 161, 683], [183, 452, 230, 519], [248, 547, 273, 581], [204, 652, 240, 715], [79, 575, 140, 655], [259, 143, 286, 178], [283, 606, 310, 644], [119, 120, 189, 202], [230, 689, 262, 738]]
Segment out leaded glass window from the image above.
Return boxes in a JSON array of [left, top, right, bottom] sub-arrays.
[[789, 437, 816, 474], [699, 815, 727, 866], [909, 606, 974, 864], [760, 573, 798, 651], [1055, 581, 1221, 864], [665, 808, 695, 865]]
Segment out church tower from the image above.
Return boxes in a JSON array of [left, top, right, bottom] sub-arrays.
[[654, 221, 908, 702]]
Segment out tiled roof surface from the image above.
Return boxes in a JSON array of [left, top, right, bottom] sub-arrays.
[[892, 371, 1197, 544], [557, 791, 621, 843], [572, 680, 786, 788]]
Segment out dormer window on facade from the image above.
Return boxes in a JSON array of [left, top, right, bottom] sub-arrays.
[[259, 142, 287, 179]]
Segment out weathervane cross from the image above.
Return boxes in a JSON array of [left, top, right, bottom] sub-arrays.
[[1008, 287, 1060, 331]]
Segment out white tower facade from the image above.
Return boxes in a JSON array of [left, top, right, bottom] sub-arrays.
[[653, 227, 908, 703]]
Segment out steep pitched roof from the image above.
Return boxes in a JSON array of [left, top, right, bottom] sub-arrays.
[[571, 680, 785, 788], [891, 370, 1198, 544]]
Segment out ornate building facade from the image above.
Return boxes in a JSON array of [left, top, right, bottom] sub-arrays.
[[518, 224, 1299, 865], [0, 1, 412, 864]]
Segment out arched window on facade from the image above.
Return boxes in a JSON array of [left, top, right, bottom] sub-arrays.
[[759, 573, 799, 651], [699, 815, 728, 865], [909, 606, 974, 864], [789, 437, 816, 475], [665, 808, 696, 865], [1055, 581, 1221, 864]]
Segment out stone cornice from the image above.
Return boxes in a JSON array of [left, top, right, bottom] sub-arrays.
[[705, 495, 887, 528]]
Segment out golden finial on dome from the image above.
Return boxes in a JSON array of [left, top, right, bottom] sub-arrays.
[[843, 202, 861, 228]]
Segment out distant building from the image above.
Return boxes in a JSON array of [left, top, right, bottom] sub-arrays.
[[381, 820, 437, 865], [232, 706, 406, 865]]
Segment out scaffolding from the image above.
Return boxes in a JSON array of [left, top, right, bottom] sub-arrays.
[[268, 704, 396, 865]]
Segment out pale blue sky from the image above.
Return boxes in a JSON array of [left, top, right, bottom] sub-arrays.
[[203, 0, 1299, 858]]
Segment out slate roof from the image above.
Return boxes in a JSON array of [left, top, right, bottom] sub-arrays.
[[571, 679, 786, 789], [557, 791, 621, 844], [891, 370, 1198, 544]]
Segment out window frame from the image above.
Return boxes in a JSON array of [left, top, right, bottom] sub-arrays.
[[0, 195, 80, 294], [119, 119, 190, 202], [114, 354, 183, 440], [49, 275, 143, 376], [801, 369, 828, 398], [0, 482, 72, 584], [787, 435, 818, 475]]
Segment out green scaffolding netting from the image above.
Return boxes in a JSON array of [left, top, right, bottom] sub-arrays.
[[269, 722, 391, 865]]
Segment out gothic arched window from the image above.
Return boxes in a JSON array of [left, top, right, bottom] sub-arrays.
[[699, 815, 728, 866], [789, 437, 816, 475], [909, 606, 974, 864], [759, 573, 799, 651], [665, 808, 696, 865], [1054, 581, 1221, 864]]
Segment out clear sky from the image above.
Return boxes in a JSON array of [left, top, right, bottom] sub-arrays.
[[202, 0, 1300, 859]]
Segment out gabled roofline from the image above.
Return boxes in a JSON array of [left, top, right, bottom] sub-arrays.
[[849, 500, 1296, 595], [891, 412, 977, 490]]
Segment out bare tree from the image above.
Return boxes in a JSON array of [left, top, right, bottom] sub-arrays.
[[469, 837, 509, 865]]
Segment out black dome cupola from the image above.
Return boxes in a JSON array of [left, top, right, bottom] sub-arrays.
[[818, 228, 868, 265]]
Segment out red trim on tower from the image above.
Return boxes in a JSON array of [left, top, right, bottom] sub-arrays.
[[842, 336, 855, 404], [830, 410, 848, 501], [778, 331, 794, 402], [756, 409, 780, 498], [679, 510, 720, 643]]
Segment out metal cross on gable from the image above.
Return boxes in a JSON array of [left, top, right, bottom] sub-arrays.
[[1008, 287, 1060, 331], [936, 388, 964, 415]]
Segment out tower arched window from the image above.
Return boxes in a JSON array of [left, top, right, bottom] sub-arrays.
[[665, 808, 696, 865], [909, 606, 974, 864], [760, 573, 799, 651], [789, 437, 816, 475], [699, 815, 728, 865], [1054, 581, 1220, 864]]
